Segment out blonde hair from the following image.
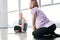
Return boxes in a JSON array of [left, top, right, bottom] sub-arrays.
[[19, 12, 23, 17]]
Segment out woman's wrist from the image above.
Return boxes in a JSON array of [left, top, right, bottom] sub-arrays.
[[32, 25, 36, 30]]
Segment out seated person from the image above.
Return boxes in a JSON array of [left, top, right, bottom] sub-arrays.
[[14, 12, 28, 33]]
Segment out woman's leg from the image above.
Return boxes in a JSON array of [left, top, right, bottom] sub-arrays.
[[47, 24, 60, 37], [32, 24, 56, 37], [47, 24, 56, 35], [32, 27, 47, 37], [14, 26, 21, 32], [24, 23, 28, 31], [32, 24, 60, 38]]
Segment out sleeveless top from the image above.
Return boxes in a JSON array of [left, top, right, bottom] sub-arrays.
[[19, 19, 27, 25], [19, 19, 22, 25]]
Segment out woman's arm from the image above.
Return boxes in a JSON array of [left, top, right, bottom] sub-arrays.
[[32, 13, 36, 30], [21, 18, 25, 32]]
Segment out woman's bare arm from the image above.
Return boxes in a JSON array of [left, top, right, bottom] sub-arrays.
[[21, 18, 25, 32], [32, 13, 36, 30]]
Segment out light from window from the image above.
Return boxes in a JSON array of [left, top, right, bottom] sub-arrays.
[[21, 9, 32, 26], [20, 0, 30, 9], [7, 0, 19, 12], [41, 0, 51, 5], [54, 0, 60, 3], [8, 11, 19, 27]]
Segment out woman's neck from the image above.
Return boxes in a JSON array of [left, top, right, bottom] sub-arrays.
[[20, 17, 23, 19]]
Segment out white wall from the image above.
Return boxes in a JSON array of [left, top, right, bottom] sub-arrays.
[[0, 0, 8, 40], [0, 0, 8, 27], [0, 29, 1, 40]]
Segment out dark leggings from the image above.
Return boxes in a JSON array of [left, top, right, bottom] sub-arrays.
[[14, 23, 28, 32], [32, 24, 56, 37]]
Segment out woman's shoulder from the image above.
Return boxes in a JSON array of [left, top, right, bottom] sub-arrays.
[[31, 7, 39, 13], [22, 17, 26, 21], [22, 18, 26, 23], [32, 7, 38, 10]]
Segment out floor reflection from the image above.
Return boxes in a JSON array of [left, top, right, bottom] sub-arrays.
[[0, 29, 1, 40], [1, 29, 8, 40], [14, 32, 60, 40], [15, 32, 27, 40], [8, 28, 60, 40], [0, 27, 60, 40]]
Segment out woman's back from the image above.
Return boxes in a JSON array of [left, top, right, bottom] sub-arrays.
[[31, 7, 50, 29]]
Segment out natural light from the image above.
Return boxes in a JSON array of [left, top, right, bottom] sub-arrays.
[[8, 0, 60, 27]]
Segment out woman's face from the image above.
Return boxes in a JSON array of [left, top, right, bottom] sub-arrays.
[[19, 12, 23, 18], [29, 1, 34, 9]]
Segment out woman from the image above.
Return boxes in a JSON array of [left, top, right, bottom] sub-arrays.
[[14, 12, 28, 33], [29, 0, 60, 38]]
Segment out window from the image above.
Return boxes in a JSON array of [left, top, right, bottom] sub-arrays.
[[41, 0, 51, 5], [8, 11, 19, 27], [7, 0, 19, 12], [41, 5, 60, 22], [54, 0, 60, 3], [21, 10, 32, 26], [20, 0, 30, 10], [37, 0, 40, 6], [8, 0, 19, 27]]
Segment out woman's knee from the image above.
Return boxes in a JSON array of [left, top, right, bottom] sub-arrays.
[[54, 24, 56, 29], [32, 30, 43, 37], [32, 31, 36, 36], [52, 24, 56, 31]]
